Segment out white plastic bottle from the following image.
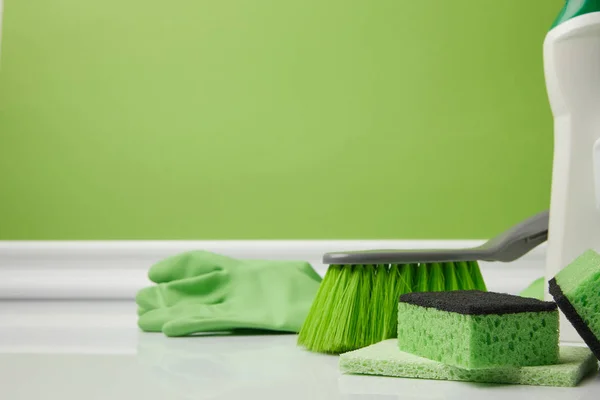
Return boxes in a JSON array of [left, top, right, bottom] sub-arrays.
[[544, 0, 600, 343]]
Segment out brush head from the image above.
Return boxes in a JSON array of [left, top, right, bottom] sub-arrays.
[[297, 261, 487, 354]]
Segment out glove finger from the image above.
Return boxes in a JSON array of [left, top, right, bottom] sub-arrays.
[[162, 305, 262, 337], [136, 286, 163, 313], [296, 261, 323, 283], [165, 270, 228, 297], [136, 270, 228, 311], [138, 307, 177, 332], [138, 303, 206, 332], [162, 318, 232, 337], [148, 251, 236, 283]]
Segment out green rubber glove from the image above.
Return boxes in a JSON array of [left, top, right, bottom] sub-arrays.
[[519, 276, 545, 300], [136, 251, 322, 336]]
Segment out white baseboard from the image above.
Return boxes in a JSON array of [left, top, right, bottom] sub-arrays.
[[0, 240, 547, 300]]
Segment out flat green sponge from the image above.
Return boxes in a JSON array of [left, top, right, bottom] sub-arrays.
[[397, 291, 559, 369], [339, 339, 598, 387], [550, 249, 600, 361]]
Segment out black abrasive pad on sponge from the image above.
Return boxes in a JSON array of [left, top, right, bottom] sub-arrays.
[[400, 290, 557, 315], [548, 249, 600, 361], [550, 278, 600, 360]]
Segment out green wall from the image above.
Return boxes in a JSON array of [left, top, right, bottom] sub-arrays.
[[0, 0, 563, 240]]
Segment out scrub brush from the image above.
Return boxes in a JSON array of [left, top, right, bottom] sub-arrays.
[[297, 210, 549, 354]]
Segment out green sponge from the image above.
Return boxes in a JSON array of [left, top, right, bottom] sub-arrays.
[[397, 291, 559, 369], [550, 249, 600, 361], [339, 339, 598, 387]]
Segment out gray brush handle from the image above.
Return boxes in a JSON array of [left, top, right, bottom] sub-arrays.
[[476, 209, 549, 262], [322, 210, 549, 265]]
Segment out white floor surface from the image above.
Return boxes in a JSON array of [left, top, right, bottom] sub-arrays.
[[0, 300, 599, 400]]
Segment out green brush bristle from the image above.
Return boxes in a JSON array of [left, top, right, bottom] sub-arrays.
[[355, 265, 372, 348], [297, 264, 341, 351], [383, 263, 415, 339], [382, 265, 401, 339], [297, 261, 487, 354], [429, 263, 445, 292], [370, 265, 387, 342], [456, 261, 475, 289], [443, 262, 459, 291], [398, 263, 415, 294], [416, 264, 429, 292]]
